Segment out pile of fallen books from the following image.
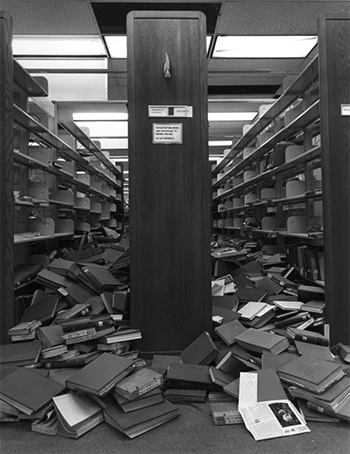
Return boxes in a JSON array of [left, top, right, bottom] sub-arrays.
[[1, 246, 349, 442]]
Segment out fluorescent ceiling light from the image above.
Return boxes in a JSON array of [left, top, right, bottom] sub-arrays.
[[105, 35, 212, 58], [16, 58, 107, 70], [75, 121, 128, 137], [209, 140, 232, 147], [206, 36, 212, 52], [213, 35, 318, 58], [104, 36, 127, 58], [73, 112, 128, 121], [13, 35, 106, 56], [208, 112, 257, 121]]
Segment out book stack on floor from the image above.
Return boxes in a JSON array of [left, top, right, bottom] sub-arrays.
[[1, 243, 349, 443]]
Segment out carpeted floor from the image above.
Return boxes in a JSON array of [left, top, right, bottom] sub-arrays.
[[0, 402, 349, 454]]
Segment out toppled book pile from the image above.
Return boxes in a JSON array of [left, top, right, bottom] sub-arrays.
[[1, 246, 349, 441]]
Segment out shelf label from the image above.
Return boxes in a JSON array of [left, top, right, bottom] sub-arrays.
[[341, 104, 350, 116], [148, 105, 193, 118], [152, 123, 183, 144]]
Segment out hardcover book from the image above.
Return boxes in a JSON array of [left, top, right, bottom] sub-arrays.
[[235, 328, 290, 355], [181, 331, 219, 366], [52, 392, 103, 438], [210, 401, 243, 425], [165, 363, 218, 391], [66, 352, 135, 396], [103, 400, 180, 439], [113, 387, 164, 413], [214, 319, 247, 346], [0, 367, 65, 415], [0, 341, 42, 366], [277, 356, 346, 394], [114, 367, 164, 401], [163, 388, 207, 403], [287, 327, 329, 346]]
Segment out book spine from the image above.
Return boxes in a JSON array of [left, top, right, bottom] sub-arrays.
[[274, 313, 310, 328], [293, 333, 329, 346], [62, 328, 96, 340]]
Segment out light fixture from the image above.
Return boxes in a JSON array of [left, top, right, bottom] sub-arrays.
[[208, 112, 257, 121], [12, 35, 107, 56], [73, 112, 128, 121], [213, 35, 318, 59], [104, 35, 212, 59], [209, 141, 232, 147], [103, 36, 127, 58]]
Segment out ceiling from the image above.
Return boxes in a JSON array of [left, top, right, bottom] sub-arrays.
[[3, 0, 350, 191]]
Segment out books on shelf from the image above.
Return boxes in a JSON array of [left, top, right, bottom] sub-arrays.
[[66, 352, 135, 396], [52, 392, 103, 438]]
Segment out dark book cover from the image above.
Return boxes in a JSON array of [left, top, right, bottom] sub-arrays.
[[164, 388, 207, 403], [35, 268, 74, 290], [0, 367, 65, 415], [20, 291, 61, 325], [212, 306, 241, 325], [66, 352, 135, 396], [181, 331, 219, 366], [235, 287, 268, 304], [277, 356, 346, 394], [113, 387, 164, 412], [212, 295, 239, 311], [165, 363, 218, 391], [256, 276, 284, 296], [103, 400, 180, 438], [235, 328, 290, 355], [81, 265, 122, 290], [36, 325, 64, 349], [63, 282, 98, 306], [214, 319, 247, 346], [294, 340, 334, 361], [0, 341, 41, 366]]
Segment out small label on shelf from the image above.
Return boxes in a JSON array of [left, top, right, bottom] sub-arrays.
[[340, 104, 350, 116], [148, 105, 193, 118]]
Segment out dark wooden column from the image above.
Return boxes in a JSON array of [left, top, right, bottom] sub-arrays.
[[318, 13, 350, 345], [127, 11, 212, 353], [0, 11, 14, 343]]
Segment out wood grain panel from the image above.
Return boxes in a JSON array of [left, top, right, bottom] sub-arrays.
[[318, 13, 350, 345], [128, 12, 211, 352], [0, 11, 14, 343]]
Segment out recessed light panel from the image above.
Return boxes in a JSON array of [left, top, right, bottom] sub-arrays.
[[213, 35, 318, 58], [13, 35, 106, 56]]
